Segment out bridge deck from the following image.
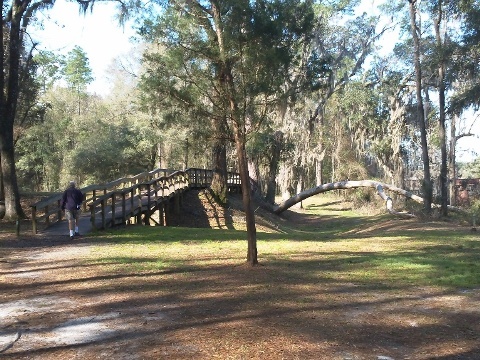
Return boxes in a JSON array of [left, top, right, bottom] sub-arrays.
[[32, 168, 242, 237]]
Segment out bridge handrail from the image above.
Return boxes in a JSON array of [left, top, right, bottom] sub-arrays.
[[87, 171, 190, 230], [87, 171, 188, 208], [30, 168, 173, 233], [30, 167, 240, 234]]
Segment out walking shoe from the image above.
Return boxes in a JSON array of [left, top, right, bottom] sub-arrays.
[[70, 235, 74, 240], [75, 232, 80, 236]]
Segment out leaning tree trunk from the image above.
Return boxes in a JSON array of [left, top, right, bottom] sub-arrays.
[[273, 179, 464, 216]]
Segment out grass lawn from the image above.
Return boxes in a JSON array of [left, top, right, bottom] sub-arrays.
[[1, 194, 480, 359]]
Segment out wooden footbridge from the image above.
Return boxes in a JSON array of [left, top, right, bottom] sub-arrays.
[[30, 168, 241, 235]]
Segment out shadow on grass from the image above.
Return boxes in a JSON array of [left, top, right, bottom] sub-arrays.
[[2, 196, 480, 358], [2, 241, 480, 359]]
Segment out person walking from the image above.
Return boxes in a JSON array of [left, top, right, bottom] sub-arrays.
[[61, 181, 84, 240]]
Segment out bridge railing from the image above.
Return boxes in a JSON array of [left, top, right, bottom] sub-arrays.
[[186, 168, 241, 188], [87, 170, 190, 230], [30, 167, 240, 234], [30, 168, 173, 234]]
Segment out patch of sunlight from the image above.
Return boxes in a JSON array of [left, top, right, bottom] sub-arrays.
[[374, 258, 434, 270], [46, 313, 120, 345]]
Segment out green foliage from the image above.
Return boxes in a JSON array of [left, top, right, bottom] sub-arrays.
[[459, 157, 480, 178], [468, 198, 480, 219], [67, 120, 138, 183], [246, 130, 282, 167], [62, 46, 94, 92], [16, 122, 63, 191], [16, 81, 161, 189], [33, 50, 63, 92], [138, 0, 317, 149], [449, 0, 480, 113]]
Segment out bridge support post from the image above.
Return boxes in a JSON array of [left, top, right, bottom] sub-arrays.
[[164, 202, 170, 226], [101, 199, 106, 230], [90, 205, 97, 231], [45, 205, 50, 227], [57, 199, 63, 222], [158, 203, 165, 226], [174, 193, 180, 214], [136, 192, 142, 224], [31, 207, 37, 234], [144, 184, 151, 226], [111, 194, 116, 227], [122, 193, 127, 224]]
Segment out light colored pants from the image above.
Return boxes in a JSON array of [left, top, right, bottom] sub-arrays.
[[65, 209, 80, 221]]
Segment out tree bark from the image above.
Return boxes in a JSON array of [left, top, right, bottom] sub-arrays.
[[449, 114, 457, 206], [0, 1, 28, 220], [409, 0, 432, 212], [211, 2, 257, 265], [265, 131, 283, 204], [210, 120, 228, 205], [247, 158, 262, 199], [233, 124, 258, 265], [0, 153, 3, 202], [434, 2, 448, 216], [0, 123, 24, 220]]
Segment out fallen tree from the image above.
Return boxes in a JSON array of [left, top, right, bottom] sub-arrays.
[[273, 180, 465, 217]]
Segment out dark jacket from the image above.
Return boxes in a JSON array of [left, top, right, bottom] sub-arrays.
[[61, 187, 84, 211]]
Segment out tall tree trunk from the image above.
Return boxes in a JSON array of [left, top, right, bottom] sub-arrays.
[[388, 95, 406, 191], [0, 118, 24, 220], [0, 152, 4, 218], [184, 137, 189, 169], [315, 158, 323, 186], [434, 1, 448, 216], [409, 0, 432, 212], [0, 154, 3, 201], [295, 168, 304, 209], [278, 162, 295, 201], [247, 158, 262, 199], [210, 118, 228, 204], [0, 2, 27, 220], [232, 119, 257, 265], [265, 131, 283, 204], [449, 115, 457, 206], [212, 3, 257, 265], [157, 142, 166, 168]]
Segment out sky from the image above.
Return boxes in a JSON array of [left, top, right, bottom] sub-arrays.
[[30, 0, 479, 162], [31, 0, 137, 96]]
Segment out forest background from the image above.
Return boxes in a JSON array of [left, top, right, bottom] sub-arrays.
[[1, 0, 480, 225]]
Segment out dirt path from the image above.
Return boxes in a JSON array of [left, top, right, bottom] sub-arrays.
[[2, 236, 480, 360]]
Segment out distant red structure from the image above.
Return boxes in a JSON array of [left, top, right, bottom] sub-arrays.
[[455, 179, 480, 206]]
